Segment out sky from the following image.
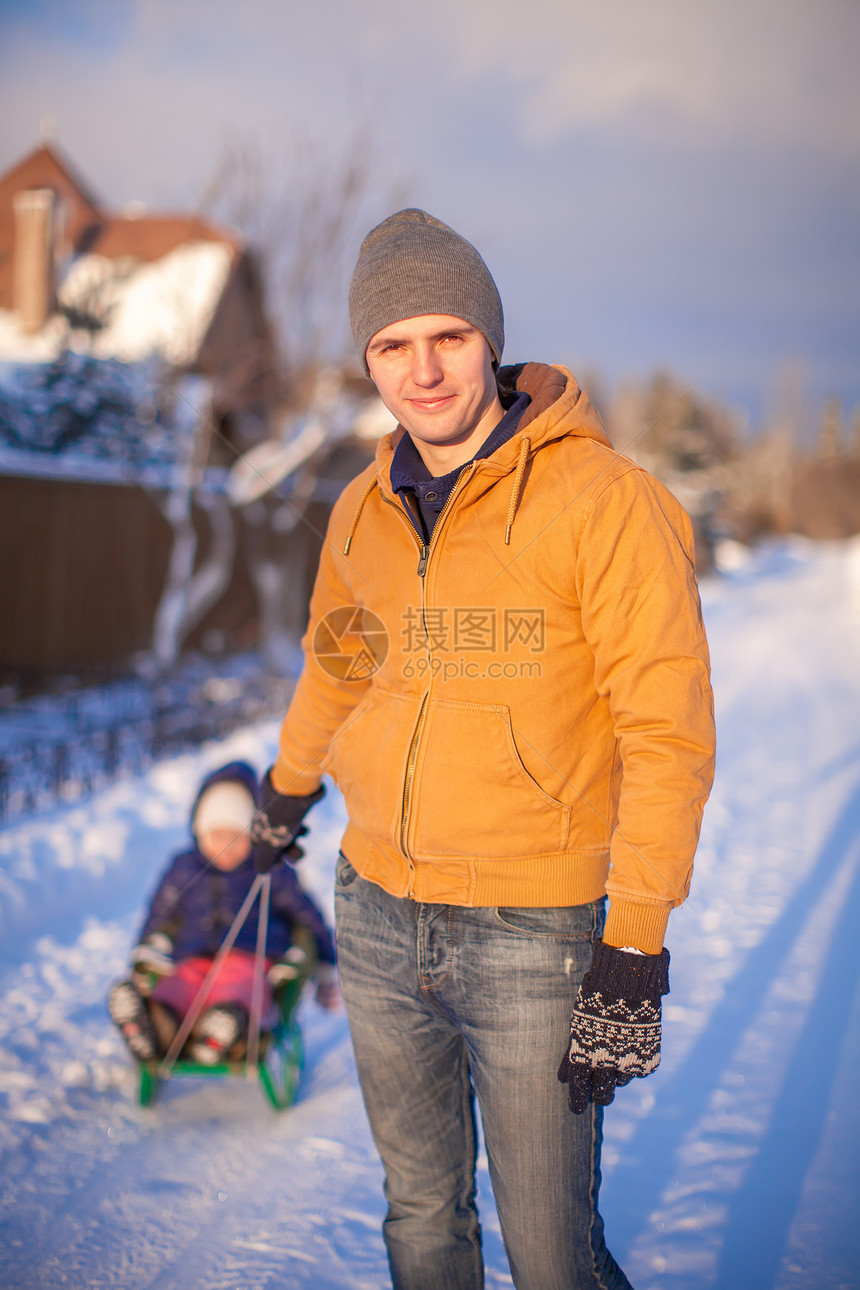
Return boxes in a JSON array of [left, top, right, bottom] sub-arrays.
[[1, 0, 858, 429]]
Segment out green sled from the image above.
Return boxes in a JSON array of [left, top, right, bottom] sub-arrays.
[[137, 973, 306, 1112]]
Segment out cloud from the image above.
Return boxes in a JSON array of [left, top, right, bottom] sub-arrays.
[[2, 0, 857, 207], [0, 0, 406, 205], [0, 0, 856, 417], [448, 0, 860, 157]]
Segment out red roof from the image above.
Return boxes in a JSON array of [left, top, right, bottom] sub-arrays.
[[0, 142, 237, 311], [0, 142, 104, 223], [89, 214, 238, 263]]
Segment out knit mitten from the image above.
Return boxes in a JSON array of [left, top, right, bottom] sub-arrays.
[[557, 939, 670, 1114], [251, 770, 325, 872], [267, 945, 311, 987], [131, 933, 175, 976]]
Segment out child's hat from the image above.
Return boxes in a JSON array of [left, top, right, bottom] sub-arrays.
[[193, 781, 256, 838]]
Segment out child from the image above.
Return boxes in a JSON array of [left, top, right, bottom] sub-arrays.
[[108, 761, 338, 1065]]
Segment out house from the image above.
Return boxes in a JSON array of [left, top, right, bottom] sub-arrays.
[[0, 140, 283, 677], [0, 139, 279, 450]]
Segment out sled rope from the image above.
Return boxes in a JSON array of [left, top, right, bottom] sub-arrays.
[[157, 871, 267, 1077], [246, 871, 271, 1076]]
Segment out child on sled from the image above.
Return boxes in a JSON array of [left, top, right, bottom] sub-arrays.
[[108, 760, 337, 1066]]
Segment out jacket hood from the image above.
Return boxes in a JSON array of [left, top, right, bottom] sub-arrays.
[[344, 363, 611, 553], [188, 761, 259, 834]]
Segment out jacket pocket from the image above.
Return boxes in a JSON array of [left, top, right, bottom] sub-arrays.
[[411, 698, 570, 858], [334, 851, 361, 891], [321, 686, 419, 851], [495, 900, 605, 940]]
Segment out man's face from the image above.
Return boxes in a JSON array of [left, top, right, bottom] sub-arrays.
[[366, 314, 501, 462]]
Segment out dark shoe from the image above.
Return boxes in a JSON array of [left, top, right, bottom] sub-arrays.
[[108, 979, 159, 1062]]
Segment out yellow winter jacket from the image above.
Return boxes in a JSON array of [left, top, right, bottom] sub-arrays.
[[272, 363, 715, 953]]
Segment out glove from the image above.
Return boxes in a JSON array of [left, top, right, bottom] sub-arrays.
[[313, 963, 341, 1011], [266, 945, 311, 987], [557, 939, 670, 1114], [251, 770, 325, 873], [131, 932, 175, 977]]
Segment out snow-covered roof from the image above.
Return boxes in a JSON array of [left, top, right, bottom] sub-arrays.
[[0, 240, 234, 367], [59, 241, 234, 365]]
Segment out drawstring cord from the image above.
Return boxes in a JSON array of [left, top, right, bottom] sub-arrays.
[[504, 436, 531, 545], [344, 433, 531, 555]]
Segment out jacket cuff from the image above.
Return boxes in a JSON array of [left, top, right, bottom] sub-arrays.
[[603, 899, 671, 956], [588, 939, 670, 997], [270, 761, 325, 796]]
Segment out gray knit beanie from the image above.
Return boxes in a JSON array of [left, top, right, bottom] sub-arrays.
[[349, 209, 504, 372]]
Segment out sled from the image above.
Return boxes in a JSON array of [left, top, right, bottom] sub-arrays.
[[136, 969, 306, 1110], [135, 872, 308, 1111]]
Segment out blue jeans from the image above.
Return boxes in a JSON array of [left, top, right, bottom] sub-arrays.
[[334, 853, 633, 1290]]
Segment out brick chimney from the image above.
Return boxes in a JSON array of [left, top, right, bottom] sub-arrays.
[[13, 187, 56, 333]]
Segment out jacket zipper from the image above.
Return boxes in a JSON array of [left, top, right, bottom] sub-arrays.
[[379, 467, 475, 878]]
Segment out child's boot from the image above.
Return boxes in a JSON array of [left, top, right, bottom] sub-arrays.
[[186, 1004, 246, 1064], [108, 979, 159, 1062]]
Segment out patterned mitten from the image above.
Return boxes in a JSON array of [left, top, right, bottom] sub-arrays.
[[557, 939, 670, 1114], [251, 769, 325, 872]]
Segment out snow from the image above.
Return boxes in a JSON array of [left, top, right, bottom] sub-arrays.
[[0, 443, 176, 487], [227, 378, 395, 507], [0, 351, 183, 486], [0, 239, 235, 489], [0, 311, 68, 363], [58, 242, 234, 367], [0, 655, 293, 827], [0, 536, 858, 1289]]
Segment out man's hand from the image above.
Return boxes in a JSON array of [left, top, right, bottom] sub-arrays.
[[251, 770, 326, 873], [557, 939, 670, 1114]]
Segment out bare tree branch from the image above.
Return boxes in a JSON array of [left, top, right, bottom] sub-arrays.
[[199, 122, 409, 397]]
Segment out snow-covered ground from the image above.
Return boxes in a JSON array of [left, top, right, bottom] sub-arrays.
[[0, 537, 858, 1289]]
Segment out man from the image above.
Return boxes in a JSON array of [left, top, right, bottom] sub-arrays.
[[254, 209, 715, 1289]]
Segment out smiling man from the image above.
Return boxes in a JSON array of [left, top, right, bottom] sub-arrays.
[[365, 314, 504, 470], [255, 209, 716, 1289]]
